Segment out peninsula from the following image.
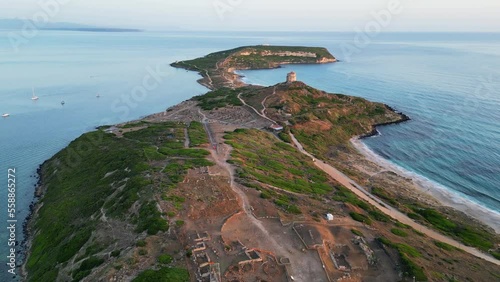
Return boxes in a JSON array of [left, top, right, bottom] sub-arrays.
[[171, 45, 336, 89], [24, 46, 499, 282]]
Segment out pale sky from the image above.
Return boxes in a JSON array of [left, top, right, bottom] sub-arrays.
[[1, 0, 500, 32]]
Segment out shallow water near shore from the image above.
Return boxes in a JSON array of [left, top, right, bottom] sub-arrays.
[[351, 138, 500, 233], [0, 31, 499, 280]]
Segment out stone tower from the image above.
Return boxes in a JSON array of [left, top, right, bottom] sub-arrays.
[[286, 71, 297, 83]]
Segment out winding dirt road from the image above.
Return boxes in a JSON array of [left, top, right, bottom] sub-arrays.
[[237, 92, 275, 124], [289, 133, 500, 266]]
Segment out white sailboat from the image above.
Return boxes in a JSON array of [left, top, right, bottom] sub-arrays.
[[2, 113, 10, 118], [96, 92, 100, 98], [31, 87, 39, 100]]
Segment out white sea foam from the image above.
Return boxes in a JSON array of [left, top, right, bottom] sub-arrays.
[[351, 137, 500, 233]]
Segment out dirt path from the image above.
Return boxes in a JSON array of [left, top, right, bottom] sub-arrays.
[[198, 108, 327, 280], [200, 109, 286, 251], [183, 128, 190, 148], [186, 63, 214, 89], [198, 109, 217, 148], [260, 86, 276, 116], [237, 93, 275, 124], [289, 133, 500, 266]]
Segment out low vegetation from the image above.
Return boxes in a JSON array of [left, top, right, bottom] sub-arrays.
[[391, 228, 409, 237], [414, 208, 495, 251], [434, 241, 456, 251], [193, 87, 243, 110], [188, 121, 208, 147], [226, 129, 333, 196], [158, 254, 173, 264], [349, 212, 372, 225], [351, 229, 363, 236], [377, 237, 427, 281], [372, 186, 398, 207], [27, 121, 213, 281]]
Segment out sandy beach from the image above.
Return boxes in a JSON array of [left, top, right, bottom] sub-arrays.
[[351, 137, 500, 234]]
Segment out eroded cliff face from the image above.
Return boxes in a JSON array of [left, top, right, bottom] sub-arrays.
[[238, 50, 318, 58], [317, 57, 337, 63], [226, 47, 337, 69]]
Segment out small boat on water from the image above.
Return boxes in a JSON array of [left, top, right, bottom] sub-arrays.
[[96, 93, 100, 98], [31, 87, 39, 100], [61, 100, 65, 105], [2, 113, 10, 118]]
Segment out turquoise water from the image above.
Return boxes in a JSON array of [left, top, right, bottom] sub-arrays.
[[0, 31, 499, 279]]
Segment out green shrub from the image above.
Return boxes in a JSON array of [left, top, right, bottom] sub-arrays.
[[260, 191, 271, 199], [287, 205, 302, 215], [369, 210, 390, 222], [491, 251, 500, 260], [349, 212, 372, 225], [278, 132, 291, 143], [158, 254, 173, 265], [194, 88, 243, 110], [416, 208, 494, 250], [407, 212, 421, 220], [434, 241, 456, 251], [371, 187, 398, 206], [351, 229, 363, 236], [400, 254, 427, 281], [135, 202, 169, 235], [395, 222, 410, 229], [73, 256, 105, 280], [391, 228, 408, 237], [397, 243, 421, 258], [377, 237, 426, 280]]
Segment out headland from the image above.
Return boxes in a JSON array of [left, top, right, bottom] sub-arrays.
[[23, 45, 499, 282]]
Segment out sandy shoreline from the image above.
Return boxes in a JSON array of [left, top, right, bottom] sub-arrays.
[[351, 137, 500, 233]]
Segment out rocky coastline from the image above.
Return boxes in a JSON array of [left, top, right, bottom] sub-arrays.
[[20, 162, 47, 279], [359, 104, 411, 139]]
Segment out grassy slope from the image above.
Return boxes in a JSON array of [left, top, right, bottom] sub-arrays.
[[27, 121, 211, 281], [225, 129, 333, 196], [261, 81, 403, 155], [192, 87, 244, 110]]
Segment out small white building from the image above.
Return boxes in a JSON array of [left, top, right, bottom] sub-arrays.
[[269, 124, 284, 131], [326, 213, 334, 221]]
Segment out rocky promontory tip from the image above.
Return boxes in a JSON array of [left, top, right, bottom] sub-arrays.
[[171, 45, 336, 89]]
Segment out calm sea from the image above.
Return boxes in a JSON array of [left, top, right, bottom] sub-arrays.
[[0, 31, 499, 280]]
